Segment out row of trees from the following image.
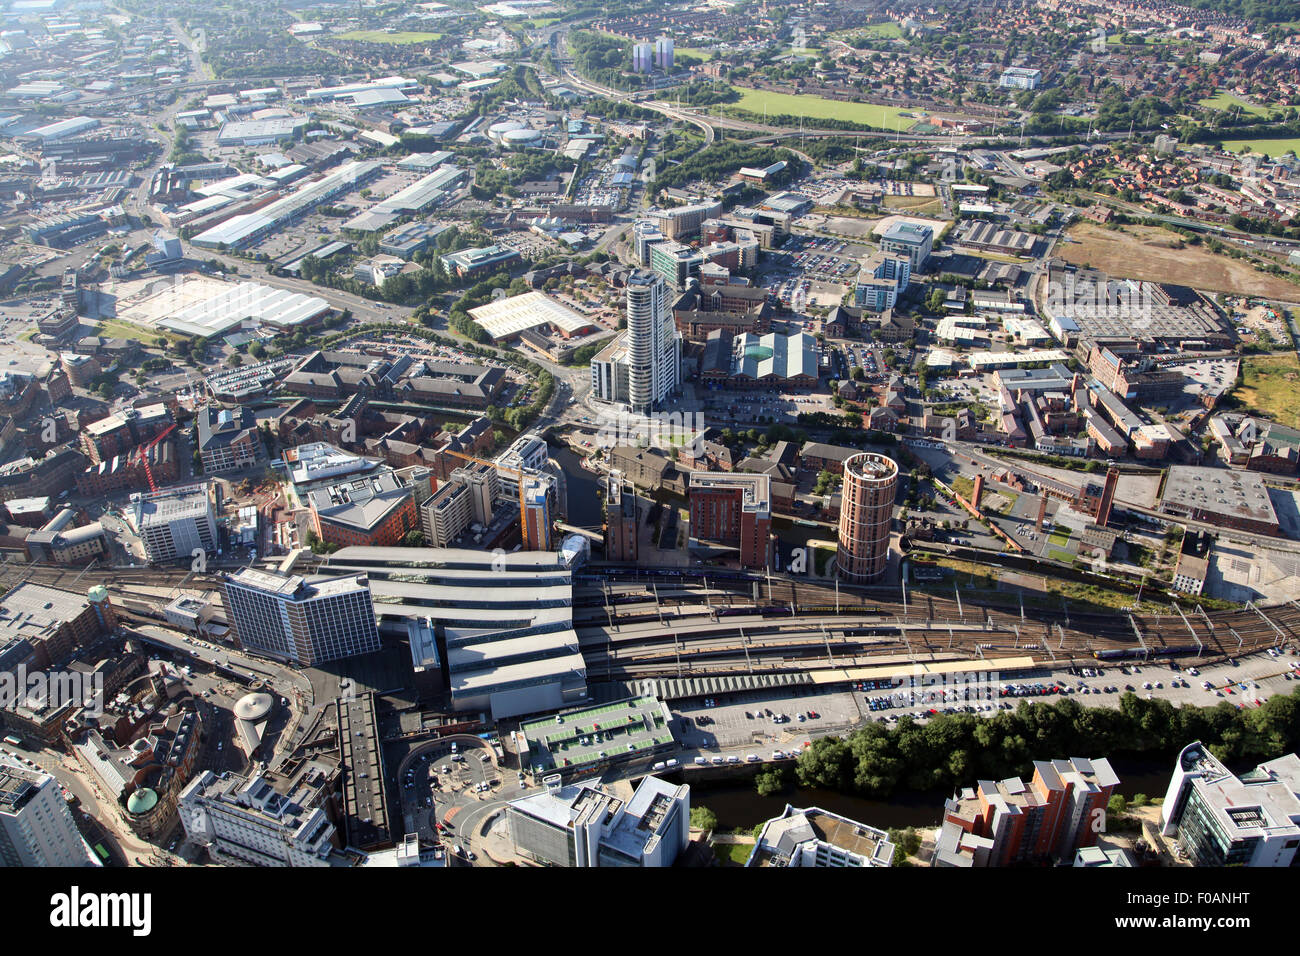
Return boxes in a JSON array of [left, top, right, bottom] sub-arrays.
[[755, 690, 1300, 800]]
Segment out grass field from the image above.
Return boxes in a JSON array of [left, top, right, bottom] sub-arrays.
[[677, 46, 717, 61], [726, 87, 919, 131], [1198, 91, 1279, 118], [856, 22, 904, 39], [1048, 528, 1072, 548], [1233, 354, 1300, 429], [713, 842, 754, 866], [1218, 137, 1300, 159], [884, 195, 944, 216], [95, 318, 183, 346], [918, 556, 1167, 613], [1058, 222, 1300, 298], [336, 30, 443, 44]]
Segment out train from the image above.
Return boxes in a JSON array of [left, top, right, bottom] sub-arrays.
[[717, 605, 794, 618], [1093, 643, 1203, 661], [796, 605, 883, 615]]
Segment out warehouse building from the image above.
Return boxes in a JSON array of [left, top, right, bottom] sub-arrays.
[[191, 160, 382, 249], [1158, 466, 1280, 536], [468, 291, 594, 342]]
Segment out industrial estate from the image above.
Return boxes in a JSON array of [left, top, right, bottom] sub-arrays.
[[2, 0, 1300, 894]]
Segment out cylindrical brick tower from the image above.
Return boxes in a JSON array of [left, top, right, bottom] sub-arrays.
[[836, 452, 898, 583]]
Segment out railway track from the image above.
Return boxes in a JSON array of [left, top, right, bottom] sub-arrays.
[[577, 582, 1300, 678]]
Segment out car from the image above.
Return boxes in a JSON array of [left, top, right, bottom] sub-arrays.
[[711, 756, 724, 765]]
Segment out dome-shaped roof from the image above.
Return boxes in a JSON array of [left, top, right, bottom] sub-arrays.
[[127, 788, 158, 815], [87, 585, 109, 603], [234, 692, 274, 722], [502, 128, 541, 144]]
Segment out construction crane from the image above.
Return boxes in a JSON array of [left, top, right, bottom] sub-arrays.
[[134, 423, 178, 493], [442, 448, 538, 550]]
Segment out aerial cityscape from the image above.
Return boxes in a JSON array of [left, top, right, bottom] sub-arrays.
[[2, 0, 1300, 895]]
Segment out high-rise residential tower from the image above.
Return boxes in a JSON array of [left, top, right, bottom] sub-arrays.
[[624, 270, 681, 414], [836, 453, 898, 583]]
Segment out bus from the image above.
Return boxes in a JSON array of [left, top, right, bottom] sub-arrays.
[[2, 735, 22, 748], [93, 843, 110, 862]]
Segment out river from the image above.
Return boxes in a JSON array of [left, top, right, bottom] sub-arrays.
[[683, 754, 1176, 832]]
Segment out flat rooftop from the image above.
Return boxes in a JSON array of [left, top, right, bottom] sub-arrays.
[[519, 695, 676, 775], [469, 291, 592, 340], [1161, 466, 1279, 526]]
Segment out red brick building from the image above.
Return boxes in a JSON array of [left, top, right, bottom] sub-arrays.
[[688, 472, 771, 569]]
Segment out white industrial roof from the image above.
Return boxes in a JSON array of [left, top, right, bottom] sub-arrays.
[[158, 281, 331, 337], [468, 291, 592, 340], [191, 160, 380, 248]]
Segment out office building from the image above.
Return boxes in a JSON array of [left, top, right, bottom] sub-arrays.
[[747, 805, 894, 867], [419, 478, 474, 547], [507, 774, 689, 867], [0, 583, 115, 680], [633, 219, 665, 265], [0, 762, 92, 866], [836, 453, 898, 583], [879, 221, 933, 272], [127, 483, 219, 563], [688, 472, 771, 569], [648, 240, 702, 291], [439, 244, 521, 280], [223, 568, 380, 665], [934, 758, 1119, 866], [999, 67, 1042, 90], [1159, 741, 1300, 867], [81, 402, 173, 464], [197, 405, 264, 474], [306, 469, 419, 548], [854, 251, 911, 311], [648, 200, 723, 241], [178, 766, 339, 867], [604, 470, 638, 562]]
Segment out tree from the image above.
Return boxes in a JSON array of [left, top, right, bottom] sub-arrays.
[[754, 766, 790, 796], [689, 806, 718, 831]]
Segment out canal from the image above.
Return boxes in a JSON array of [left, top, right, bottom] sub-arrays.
[[551, 444, 603, 530]]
